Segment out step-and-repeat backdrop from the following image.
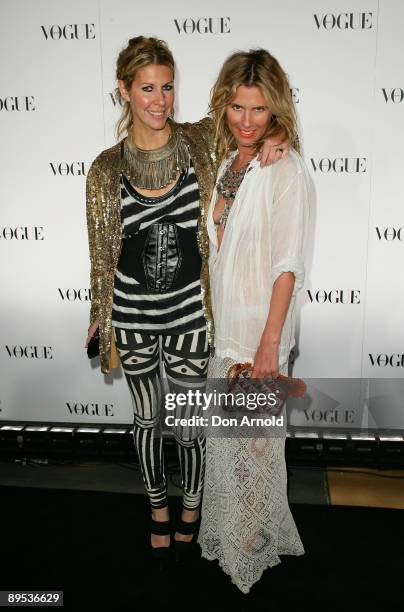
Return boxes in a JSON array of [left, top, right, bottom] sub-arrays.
[[1, 0, 403, 429]]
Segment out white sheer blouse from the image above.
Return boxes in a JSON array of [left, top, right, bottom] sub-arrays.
[[207, 149, 310, 366]]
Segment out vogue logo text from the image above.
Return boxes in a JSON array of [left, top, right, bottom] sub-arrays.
[[5, 346, 53, 359], [41, 24, 95, 40], [307, 290, 361, 304], [381, 88, 404, 103], [375, 227, 403, 241], [0, 226, 45, 240], [174, 17, 230, 34], [310, 158, 367, 173], [50, 162, 90, 176], [314, 13, 373, 29], [0, 96, 35, 111], [66, 403, 114, 417], [369, 354, 404, 367], [58, 289, 92, 302]]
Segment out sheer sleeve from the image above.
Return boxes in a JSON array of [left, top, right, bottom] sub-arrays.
[[269, 165, 310, 295]]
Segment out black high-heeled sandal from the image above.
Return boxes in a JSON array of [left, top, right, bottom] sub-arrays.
[[173, 516, 200, 562], [150, 518, 171, 568]]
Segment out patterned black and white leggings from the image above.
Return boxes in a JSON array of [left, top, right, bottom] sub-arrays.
[[114, 328, 210, 510]]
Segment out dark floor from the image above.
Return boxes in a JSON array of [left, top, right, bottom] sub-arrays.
[[2, 456, 404, 610], [1, 485, 403, 612]]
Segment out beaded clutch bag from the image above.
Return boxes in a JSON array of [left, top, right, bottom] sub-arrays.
[[226, 362, 306, 416]]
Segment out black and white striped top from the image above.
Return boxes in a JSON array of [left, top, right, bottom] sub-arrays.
[[112, 161, 206, 335]]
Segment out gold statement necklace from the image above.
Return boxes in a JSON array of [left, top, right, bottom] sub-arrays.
[[124, 121, 189, 190]]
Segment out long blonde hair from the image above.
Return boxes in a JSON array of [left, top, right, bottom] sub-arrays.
[[210, 49, 297, 162], [115, 36, 175, 140]]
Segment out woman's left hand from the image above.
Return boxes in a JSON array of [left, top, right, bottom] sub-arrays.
[[251, 341, 279, 379], [257, 137, 290, 167]]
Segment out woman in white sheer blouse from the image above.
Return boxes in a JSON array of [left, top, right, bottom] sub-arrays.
[[198, 49, 310, 594]]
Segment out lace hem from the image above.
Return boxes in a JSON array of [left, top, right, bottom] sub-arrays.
[[200, 541, 305, 594], [198, 354, 305, 594]]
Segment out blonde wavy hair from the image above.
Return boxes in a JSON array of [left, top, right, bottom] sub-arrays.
[[115, 36, 175, 140], [210, 49, 297, 163]]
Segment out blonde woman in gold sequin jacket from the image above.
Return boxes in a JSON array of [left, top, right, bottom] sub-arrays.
[[86, 113, 216, 374], [85, 36, 287, 563]]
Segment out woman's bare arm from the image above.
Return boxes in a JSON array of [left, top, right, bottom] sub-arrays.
[[251, 272, 295, 378]]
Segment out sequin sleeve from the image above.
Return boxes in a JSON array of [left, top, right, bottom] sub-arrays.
[[179, 117, 217, 167], [190, 116, 215, 138], [86, 161, 106, 326], [193, 117, 215, 155]]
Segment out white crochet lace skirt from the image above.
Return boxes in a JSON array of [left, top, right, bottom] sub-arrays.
[[198, 354, 305, 594]]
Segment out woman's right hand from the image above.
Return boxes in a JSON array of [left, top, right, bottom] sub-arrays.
[[257, 134, 290, 167], [85, 320, 99, 347], [251, 339, 279, 379]]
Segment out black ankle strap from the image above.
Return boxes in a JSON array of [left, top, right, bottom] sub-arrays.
[[150, 519, 171, 536], [177, 518, 200, 535]]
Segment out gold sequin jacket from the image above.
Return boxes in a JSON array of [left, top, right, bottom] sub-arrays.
[[86, 118, 217, 373]]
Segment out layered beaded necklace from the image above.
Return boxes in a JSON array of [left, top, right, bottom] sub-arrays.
[[216, 159, 250, 230]]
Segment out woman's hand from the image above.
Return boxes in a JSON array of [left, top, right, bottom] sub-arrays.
[[85, 320, 99, 347], [257, 137, 290, 167], [251, 340, 279, 379]]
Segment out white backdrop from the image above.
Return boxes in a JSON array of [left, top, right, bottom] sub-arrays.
[[1, 0, 403, 428]]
